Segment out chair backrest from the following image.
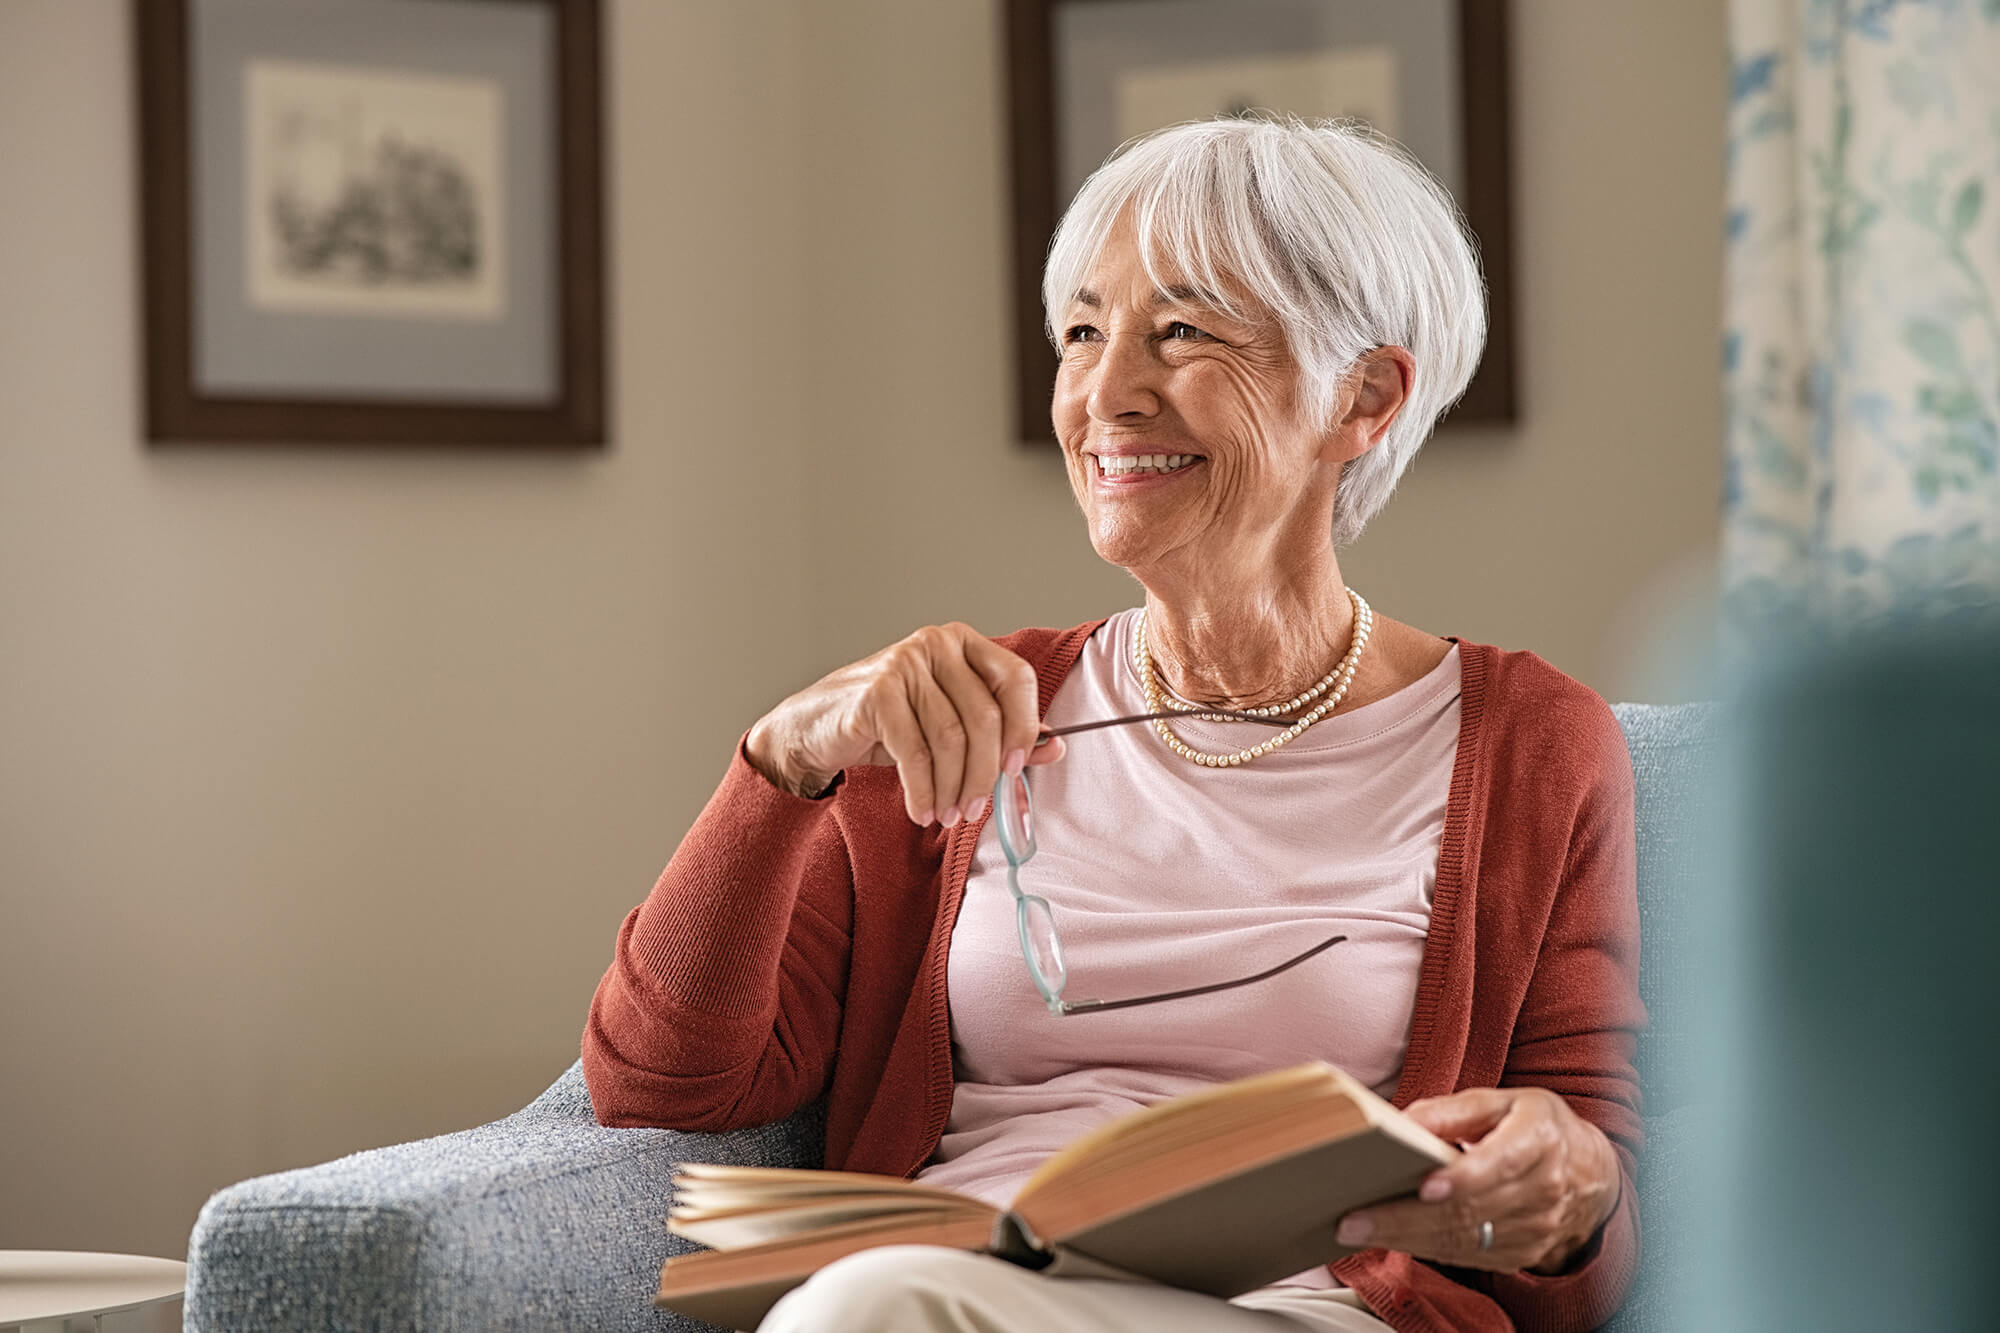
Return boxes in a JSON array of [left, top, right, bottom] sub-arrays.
[[1611, 702, 1719, 1120]]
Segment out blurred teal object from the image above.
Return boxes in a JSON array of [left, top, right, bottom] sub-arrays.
[[1692, 621, 2000, 1331]]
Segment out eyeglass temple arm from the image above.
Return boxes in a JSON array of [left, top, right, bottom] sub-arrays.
[[1055, 934, 1348, 1015], [1037, 708, 1303, 742]]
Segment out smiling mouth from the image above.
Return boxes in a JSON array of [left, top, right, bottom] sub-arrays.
[[1091, 453, 1204, 478]]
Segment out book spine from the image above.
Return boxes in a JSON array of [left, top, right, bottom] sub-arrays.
[[987, 1211, 1055, 1271]]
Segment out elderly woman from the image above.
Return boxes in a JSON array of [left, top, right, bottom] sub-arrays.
[[584, 116, 1641, 1333]]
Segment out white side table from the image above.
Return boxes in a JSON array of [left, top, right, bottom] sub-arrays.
[[0, 1252, 184, 1333]]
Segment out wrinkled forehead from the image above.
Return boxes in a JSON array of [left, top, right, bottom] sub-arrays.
[[1061, 210, 1266, 322], [1066, 279, 1236, 318]]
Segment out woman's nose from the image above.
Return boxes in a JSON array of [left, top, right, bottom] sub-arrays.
[[1086, 333, 1162, 422]]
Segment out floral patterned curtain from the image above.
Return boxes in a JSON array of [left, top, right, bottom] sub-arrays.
[[1723, 0, 2000, 636]]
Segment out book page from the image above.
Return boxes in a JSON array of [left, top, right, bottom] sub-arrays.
[[672, 1201, 985, 1252], [670, 1163, 987, 1252], [674, 1163, 969, 1201]]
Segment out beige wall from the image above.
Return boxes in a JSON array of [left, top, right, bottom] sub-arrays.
[[0, 0, 814, 1256], [0, 0, 1722, 1260]]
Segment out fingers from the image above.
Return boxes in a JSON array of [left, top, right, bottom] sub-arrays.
[[1404, 1086, 1514, 1145], [1425, 1095, 1560, 1205], [909, 664, 976, 824], [1339, 1088, 1616, 1274], [759, 623, 1051, 821], [869, 681, 939, 825], [961, 632, 1045, 774], [1336, 1177, 1548, 1272], [827, 624, 1051, 827], [867, 625, 1046, 828], [928, 640, 1006, 825]]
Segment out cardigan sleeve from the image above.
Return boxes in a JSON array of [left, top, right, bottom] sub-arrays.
[[1480, 698, 1646, 1333], [581, 734, 854, 1131]]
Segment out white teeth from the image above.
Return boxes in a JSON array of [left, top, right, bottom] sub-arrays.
[[1095, 453, 1200, 476]]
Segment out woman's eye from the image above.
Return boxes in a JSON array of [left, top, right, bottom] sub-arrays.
[[1063, 324, 1101, 345], [1164, 321, 1209, 341]]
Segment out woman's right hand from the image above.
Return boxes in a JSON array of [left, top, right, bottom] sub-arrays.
[[744, 623, 1065, 824]]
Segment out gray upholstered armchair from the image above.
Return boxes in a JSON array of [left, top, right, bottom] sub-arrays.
[[184, 703, 1713, 1333]]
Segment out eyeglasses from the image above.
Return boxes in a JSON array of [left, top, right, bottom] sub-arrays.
[[991, 709, 1347, 1016]]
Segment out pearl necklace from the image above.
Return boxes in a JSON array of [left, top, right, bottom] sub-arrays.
[[1135, 588, 1373, 767]]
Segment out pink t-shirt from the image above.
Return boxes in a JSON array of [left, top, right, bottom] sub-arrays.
[[915, 609, 1461, 1287]]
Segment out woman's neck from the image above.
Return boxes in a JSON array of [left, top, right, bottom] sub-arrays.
[[1139, 568, 1358, 711]]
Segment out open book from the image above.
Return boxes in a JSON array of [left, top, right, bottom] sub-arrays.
[[655, 1061, 1456, 1330]]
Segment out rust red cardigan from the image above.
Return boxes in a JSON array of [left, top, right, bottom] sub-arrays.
[[583, 623, 1644, 1333]]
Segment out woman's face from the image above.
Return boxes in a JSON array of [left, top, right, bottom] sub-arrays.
[[1051, 224, 1344, 582]]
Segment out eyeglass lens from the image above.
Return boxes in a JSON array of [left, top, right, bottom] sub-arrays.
[[997, 770, 1035, 861], [1018, 894, 1066, 996]]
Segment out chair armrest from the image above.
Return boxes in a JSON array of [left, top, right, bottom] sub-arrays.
[[185, 1061, 825, 1333]]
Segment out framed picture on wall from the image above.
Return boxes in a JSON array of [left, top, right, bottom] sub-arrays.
[[136, 0, 605, 446], [1004, 0, 1515, 442]]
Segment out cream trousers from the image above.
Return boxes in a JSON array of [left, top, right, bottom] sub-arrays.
[[758, 1245, 1394, 1333]]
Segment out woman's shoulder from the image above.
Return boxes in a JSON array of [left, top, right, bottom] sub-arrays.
[[990, 619, 1111, 679], [1457, 639, 1631, 783], [1461, 639, 1609, 711]]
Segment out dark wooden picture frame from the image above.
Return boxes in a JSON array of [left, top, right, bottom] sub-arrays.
[[1004, 0, 1515, 442], [136, 0, 605, 446]]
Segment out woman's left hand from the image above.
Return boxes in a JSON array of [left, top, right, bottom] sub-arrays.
[[1334, 1087, 1621, 1274]]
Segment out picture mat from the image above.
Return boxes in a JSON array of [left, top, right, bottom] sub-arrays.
[[1055, 0, 1461, 212], [191, 0, 555, 403]]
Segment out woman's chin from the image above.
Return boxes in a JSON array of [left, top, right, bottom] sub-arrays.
[[1086, 520, 1184, 574]]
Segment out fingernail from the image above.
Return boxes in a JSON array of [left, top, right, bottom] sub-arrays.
[[941, 806, 961, 827], [1420, 1176, 1452, 1203], [1005, 748, 1027, 776], [966, 796, 988, 821], [916, 808, 933, 826], [1336, 1216, 1371, 1245]]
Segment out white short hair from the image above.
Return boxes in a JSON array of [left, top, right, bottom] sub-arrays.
[[1043, 116, 1487, 546]]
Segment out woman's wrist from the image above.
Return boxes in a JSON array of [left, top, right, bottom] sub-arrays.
[[1526, 1195, 1612, 1275], [745, 716, 836, 799]]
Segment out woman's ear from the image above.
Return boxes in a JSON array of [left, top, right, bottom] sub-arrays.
[[1321, 346, 1415, 463]]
